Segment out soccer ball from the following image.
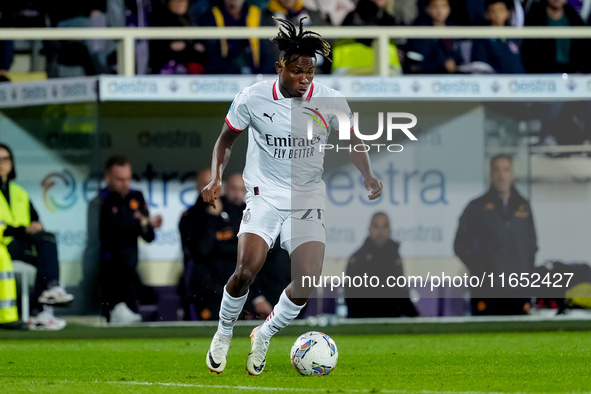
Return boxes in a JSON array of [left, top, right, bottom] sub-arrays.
[[290, 331, 338, 376]]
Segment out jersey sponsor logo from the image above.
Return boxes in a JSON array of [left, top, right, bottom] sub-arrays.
[[265, 134, 321, 147]]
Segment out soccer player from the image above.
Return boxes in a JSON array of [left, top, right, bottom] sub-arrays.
[[202, 17, 383, 375]]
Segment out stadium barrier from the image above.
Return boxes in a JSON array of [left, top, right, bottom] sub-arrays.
[[1, 26, 591, 76]]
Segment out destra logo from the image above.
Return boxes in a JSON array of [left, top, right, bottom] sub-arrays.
[[431, 80, 480, 94], [509, 79, 557, 94], [189, 79, 239, 94], [41, 170, 77, 213], [306, 110, 417, 153], [107, 80, 158, 95]]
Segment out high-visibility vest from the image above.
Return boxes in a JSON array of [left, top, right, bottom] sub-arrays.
[[0, 234, 18, 324], [211, 5, 261, 69], [332, 39, 402, 75], [0, 182, 31, 246]]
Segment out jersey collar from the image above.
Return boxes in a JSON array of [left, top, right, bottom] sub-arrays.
[[273, 80, 314, 101]]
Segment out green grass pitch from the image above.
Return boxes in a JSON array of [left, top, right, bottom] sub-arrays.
[[1, 330, 590, 393]]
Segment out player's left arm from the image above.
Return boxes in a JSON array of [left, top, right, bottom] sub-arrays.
[[349, 133, 383, 201]]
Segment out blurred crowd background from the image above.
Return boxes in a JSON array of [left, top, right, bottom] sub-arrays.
[[1, 0, 591, 81]]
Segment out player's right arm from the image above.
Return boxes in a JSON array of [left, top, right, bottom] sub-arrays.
[[202, 88, 251, 208], [201, 123, 241, 209]]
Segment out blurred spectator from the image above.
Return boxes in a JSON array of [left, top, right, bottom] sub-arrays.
[[405, 0, 463, 74], [392, 0, 420, 25], [458, 0, 487, 25], [81, 179, 103, 316], [0, 143, 74, 330], [454, 154, 537, 315], [0, 7, 13, 80], [471, 0, 526, 73], [303, 0, 355, 26], [345, 212, 419, 318], [179, 172, 246, 320], [260, 0, 330, 74], [44, 1, 107, 77], [416, 0, 475, 25], [95, 0, 152, 75], [342, 0, 396, 26], [1, 2, 48, 28], [191, 0, 268, 24], [1, 2, 43, 80], [567, 0, 591, 22], [149, 0, 207, 74], [261, 0, 328, 28], [1, 2, 50, 79], [521, 0, 591, 73], [47, 0, 106, 26], [179, 171, 288, 321], [535, 101, 591, 147], [198, 0, 263, 74], [510, 0, 526, 26], [98, 155, 162, 323], [123, 0, 152, 74], [333, 0, 402, 75], [0, 38, 12, 81], [189, 0, 214, 25]]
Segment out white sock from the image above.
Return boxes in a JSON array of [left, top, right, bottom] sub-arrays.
[[217, 285, 248, 337], [42, 305, 54, 315], [258, 290, 305, 340]]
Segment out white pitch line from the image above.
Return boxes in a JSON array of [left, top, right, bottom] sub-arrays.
[[101, 380, 517, 394]]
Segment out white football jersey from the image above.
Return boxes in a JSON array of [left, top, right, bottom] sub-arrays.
[[225, 79, 353, 210]]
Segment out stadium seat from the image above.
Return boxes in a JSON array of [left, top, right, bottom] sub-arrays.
[[11, 260, 36, 323]]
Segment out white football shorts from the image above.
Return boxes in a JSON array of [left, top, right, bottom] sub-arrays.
[[237, 195, 325, 255]]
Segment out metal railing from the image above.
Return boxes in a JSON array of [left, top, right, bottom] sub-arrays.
[[1, 26, 590, 76]]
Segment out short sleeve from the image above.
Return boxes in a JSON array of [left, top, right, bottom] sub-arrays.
[[225, 89, 251, 133], [328, 92, 354, 133]]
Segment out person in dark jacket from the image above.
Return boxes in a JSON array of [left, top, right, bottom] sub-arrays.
[[471, 0, 526, 73], [345, 212, 418, 318], [99, 155, 162, 323], [521, 0, 591, 73], [179, 174, 244, 319], [405, 0, 463, 74], [342, 0, 396, 28], [149, 0, 208, 74], [454, 154, 537, 315], [197, 0, 263, 74], [180, 172, 285, 320]]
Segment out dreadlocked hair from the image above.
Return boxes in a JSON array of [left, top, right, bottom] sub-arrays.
[[271, 16, 331, 66]]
